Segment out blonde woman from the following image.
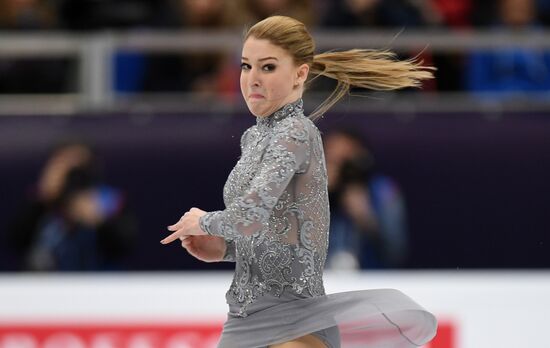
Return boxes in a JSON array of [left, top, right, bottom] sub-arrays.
[[161, 15, 437, 348]]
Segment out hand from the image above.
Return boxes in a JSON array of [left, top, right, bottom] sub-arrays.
[[161, 207, 207, 245], [38, 146, 91, 202], [342, 184, 378, 232], [179, 235, 227, 263]]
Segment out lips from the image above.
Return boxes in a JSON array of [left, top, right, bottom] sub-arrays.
[[249, 93, 264, 99]]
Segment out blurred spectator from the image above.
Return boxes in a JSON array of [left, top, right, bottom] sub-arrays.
[[430, 0, 472, 28], [0, 0, 74, 93], [235, 0, 316, 27], [6, 141, 137, 271], [116, 0, 240, 101], [0, 56, 74, 93], [321, 0, 428, 28], [0, 0, 56, 30], [466, 0, 550, 97], [57, 0, 157, 31], [469, 1, 498, 27], [145, 0, 233, 28], [319, 1, 441, 92], [539, 0, 550, 25], [428, 0, 502, 29], [324, 129, 409, 270], [428, 0, 474, 92]]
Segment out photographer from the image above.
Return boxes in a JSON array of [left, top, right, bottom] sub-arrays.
[[7, 141, 137, 271], [324, 129, 409, 269]]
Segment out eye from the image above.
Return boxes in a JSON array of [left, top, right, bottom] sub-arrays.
[[262, 64, 276, 72], [240, 63, 251, 70]]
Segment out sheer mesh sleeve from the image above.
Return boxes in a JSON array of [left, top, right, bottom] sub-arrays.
[[199, 118, 310, 239]]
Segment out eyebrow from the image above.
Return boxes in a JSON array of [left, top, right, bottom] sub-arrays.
[[241, 56, 279, 62]]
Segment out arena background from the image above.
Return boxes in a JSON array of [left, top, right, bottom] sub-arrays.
[[1, 0, 549, 347]]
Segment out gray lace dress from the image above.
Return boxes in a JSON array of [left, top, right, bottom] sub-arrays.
[[199, 99, 437, 348]]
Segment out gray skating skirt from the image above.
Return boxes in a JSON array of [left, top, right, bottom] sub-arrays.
[[216, 288, 437, 348]]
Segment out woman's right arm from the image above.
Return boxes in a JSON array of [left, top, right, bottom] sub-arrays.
[[180, 235, 236, 263]]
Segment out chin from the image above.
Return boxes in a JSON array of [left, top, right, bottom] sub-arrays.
[[247, 106, 262, 117], [247, 102, 270, 117]]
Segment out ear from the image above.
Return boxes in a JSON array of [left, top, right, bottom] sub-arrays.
[[295, 63, 310, 86]]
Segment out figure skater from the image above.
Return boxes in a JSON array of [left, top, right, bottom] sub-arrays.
[[161, 15, 437, 348]]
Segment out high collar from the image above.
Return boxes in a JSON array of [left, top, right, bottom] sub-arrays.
[[256, 98, 304, 129]]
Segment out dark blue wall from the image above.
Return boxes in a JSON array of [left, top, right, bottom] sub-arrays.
[[1, 110, 549, 270]]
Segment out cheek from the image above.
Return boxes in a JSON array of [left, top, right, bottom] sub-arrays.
[[266, 74, 293, 99], [240, 72, 246, 94]]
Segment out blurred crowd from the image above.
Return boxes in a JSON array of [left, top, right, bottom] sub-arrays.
[[5, 131, 405, 272], [1, 0, 550, 31], [1, 0, 550, 97]]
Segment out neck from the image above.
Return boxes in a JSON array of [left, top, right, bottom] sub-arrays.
[[256, 98, 304, 129]]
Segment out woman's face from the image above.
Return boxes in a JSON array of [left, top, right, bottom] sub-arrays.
[[240, 37, 308, 117]]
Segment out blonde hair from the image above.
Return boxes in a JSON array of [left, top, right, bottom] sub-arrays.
[[245, 16, 435, 120]]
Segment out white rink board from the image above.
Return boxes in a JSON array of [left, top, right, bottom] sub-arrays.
[[0, 271, 548, 348]]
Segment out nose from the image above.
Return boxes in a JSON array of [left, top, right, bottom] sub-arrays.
[[249, 67, 261, 88]]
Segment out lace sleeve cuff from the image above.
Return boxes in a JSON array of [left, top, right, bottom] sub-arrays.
[[223, 239, 236, 262], [199, 213, 213, 236]]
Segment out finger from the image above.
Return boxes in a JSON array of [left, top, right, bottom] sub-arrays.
[[168, 219, 185, 231], [169, 212, 192, 230], [160, 229, 183, 244], [181, 237, 194, 249]]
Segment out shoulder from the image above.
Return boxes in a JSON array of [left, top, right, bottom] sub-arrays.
[[240, 125, 257, 148], [272, 116, 312, 144]]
